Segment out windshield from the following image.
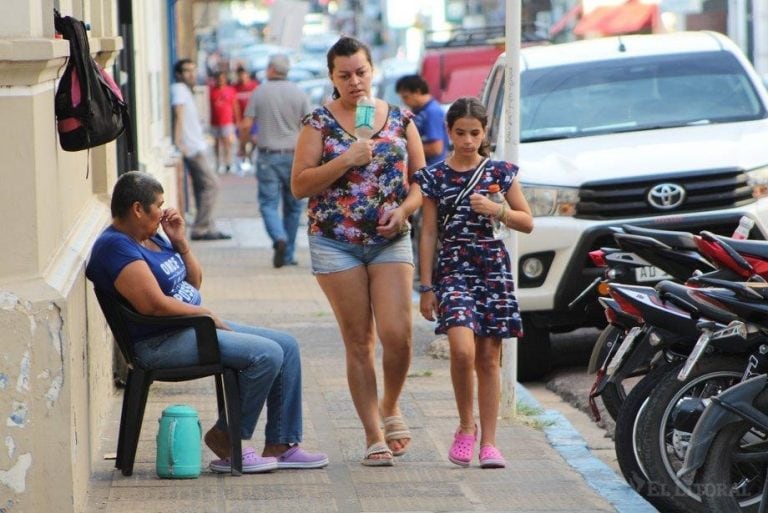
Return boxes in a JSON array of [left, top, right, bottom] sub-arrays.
[[520, 51, 766, 142]]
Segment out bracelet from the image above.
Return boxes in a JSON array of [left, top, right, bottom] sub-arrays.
[[417, 284, 434, 293], [498, 203, 507, 225]]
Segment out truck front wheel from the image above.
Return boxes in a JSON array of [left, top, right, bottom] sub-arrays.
[[516, 313, 552, 381]]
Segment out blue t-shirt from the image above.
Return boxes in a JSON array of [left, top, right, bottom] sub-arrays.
[[413, 98, 449, 167], [85, 226, 202, 341]]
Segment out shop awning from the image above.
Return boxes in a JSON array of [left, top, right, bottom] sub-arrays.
[[573, 0, 660, 37]]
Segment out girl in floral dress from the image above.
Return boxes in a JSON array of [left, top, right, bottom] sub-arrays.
[[415, 97, 533, 468]]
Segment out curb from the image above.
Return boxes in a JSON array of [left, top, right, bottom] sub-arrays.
[[516, 384, 658, 513]]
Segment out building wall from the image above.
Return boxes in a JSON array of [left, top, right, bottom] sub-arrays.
[[0, 1, 175, 512]]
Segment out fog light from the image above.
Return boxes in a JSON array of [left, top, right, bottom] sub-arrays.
[[522, 257, 544, 279]]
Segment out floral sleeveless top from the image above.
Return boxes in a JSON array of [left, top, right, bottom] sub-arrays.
[[301, 104, 413, 245]]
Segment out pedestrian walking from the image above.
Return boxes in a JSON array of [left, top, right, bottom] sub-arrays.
[[241, 54, 310, 267], [291, 36, 426, 466], [171, 59, 230, 241], [414, 96, 533, 469], [233, 66, 259, 173], [395, 74, 449, 167], [209, 70, 239, 173]]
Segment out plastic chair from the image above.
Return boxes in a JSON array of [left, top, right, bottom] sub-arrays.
[[93, 288, 242, 476]]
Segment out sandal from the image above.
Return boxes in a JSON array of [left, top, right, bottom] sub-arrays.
[[479, 444, 506, 469], [382, 415, 412, 456], [362, 441, 394, 467], [210, 447, 278, 474], [448, 426, 476, 467]]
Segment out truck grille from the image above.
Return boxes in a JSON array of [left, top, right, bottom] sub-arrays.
[[576, 168, 756, 220]]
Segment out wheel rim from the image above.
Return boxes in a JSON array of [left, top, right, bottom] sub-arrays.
[[657, 369, 742, 502], [725, 428, 768, 507]]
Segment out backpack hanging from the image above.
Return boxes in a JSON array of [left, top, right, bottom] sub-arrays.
[[53, 10, 130, 153]]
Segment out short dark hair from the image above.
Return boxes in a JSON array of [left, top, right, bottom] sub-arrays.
[[445, 97, 491, 157], [395, 74, 429, 95], [173, 58, 194, 78], [111, 171, 164, 218], [327, 37, 373, 99]]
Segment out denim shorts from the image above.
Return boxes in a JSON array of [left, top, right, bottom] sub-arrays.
[[308, 234, 414, 274]]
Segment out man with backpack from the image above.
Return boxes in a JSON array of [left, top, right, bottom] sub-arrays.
[[171, 59, 231, 241]]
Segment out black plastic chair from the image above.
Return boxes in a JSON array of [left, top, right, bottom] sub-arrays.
[[93, 288, 242, 476]]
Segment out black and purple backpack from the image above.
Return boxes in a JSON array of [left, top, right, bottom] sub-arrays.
[[54, 10, 130, 153]]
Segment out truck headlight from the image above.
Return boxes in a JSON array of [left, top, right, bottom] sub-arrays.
[[747, 166, 768, 199], [522, 185, 579, 217]]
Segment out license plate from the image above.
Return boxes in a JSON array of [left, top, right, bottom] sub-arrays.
[[607, 326, 643, 375], [634, 265, 673, 283], [678, 333, 710, 382]]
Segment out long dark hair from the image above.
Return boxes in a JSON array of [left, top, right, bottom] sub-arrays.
[[445, 97, 491, 157], [326, 36, 373, 100]]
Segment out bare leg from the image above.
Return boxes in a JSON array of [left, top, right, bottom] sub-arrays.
[[316, 267, 389, 462], [475, 336, 502, 447], [369, 262, 413, 453], [204, 425, 230, 459], [447, 326, 477, 435]]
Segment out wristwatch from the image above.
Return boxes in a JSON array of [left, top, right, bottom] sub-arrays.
[[417, 284, 434, 293]]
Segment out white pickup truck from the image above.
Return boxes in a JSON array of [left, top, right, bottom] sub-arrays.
[[481, 31, 768, 380]]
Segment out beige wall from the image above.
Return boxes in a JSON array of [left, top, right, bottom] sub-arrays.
[[0, 1, 175, 512]]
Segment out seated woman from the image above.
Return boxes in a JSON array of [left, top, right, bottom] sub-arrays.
[[85, 171, 327, 473]]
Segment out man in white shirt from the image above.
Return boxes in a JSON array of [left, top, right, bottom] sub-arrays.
[[171, 59, 230, 240]]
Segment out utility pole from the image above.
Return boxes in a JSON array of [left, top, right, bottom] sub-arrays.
[[500, 0, 521, 418]]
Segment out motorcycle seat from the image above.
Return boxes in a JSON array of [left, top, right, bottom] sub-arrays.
[[621, 224, 698, 250]]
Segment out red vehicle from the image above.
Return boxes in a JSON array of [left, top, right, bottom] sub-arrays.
[[419, 27, 504, 105], [419, 26, 547, 105]]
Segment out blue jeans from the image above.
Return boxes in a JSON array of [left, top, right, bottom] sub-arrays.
[[256, 152, 305, 263], [133, 320, 303, 444]]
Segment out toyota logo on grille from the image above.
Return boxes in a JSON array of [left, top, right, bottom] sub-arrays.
[[647, 183, 686, 210]]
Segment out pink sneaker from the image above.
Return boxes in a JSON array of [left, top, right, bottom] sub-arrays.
[[448, 427, 476, 467], [479, 445, 506, 469]]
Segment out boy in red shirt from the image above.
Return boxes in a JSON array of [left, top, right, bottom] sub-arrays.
[[233, 66, 259, 173], [209, 71, 239, 173]]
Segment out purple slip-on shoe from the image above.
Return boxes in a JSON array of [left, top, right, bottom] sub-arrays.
[[276, 445, 329, 469]]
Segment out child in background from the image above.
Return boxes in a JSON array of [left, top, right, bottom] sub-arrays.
[[209, 71, 239, 173], [414, 96, 533, 469]]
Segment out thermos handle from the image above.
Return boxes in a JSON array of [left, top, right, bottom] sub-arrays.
[[168, 419, 177, 466]]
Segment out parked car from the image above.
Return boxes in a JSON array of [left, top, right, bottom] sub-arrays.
[[419, 26, 504, 105], [481, 31, 768, 380]]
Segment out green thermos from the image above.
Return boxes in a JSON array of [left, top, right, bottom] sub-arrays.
[[156, 404, 202, 478]]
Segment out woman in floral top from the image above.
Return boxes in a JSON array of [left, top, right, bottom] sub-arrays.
[[291, 36, 425, 466], [415, 97, 533, 469]]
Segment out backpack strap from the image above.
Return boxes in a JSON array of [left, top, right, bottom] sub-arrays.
[[54, 10, 92, 118]]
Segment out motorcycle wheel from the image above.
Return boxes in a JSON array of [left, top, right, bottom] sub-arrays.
[[614, 363, 673, 503], [588, 324, 626, 420], [518, 313, 552, 382], [636, 356, 744, 513], [698, 420, 768, 513]]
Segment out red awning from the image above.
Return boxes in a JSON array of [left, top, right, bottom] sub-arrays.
[[574, 1, 659, 37]]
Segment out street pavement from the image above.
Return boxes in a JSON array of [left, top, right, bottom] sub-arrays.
[[84, 171, 657, 513]]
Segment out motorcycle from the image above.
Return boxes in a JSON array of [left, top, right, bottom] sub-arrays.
[[573, 225, 718, 420], [678, 373, 768, 512]]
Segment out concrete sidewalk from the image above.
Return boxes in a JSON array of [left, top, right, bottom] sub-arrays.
[[84, 173, 656, 513]]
